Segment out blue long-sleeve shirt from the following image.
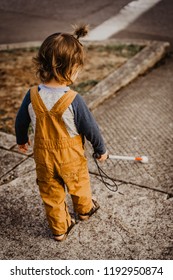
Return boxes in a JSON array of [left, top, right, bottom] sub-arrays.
[[15, 86, 106, 155]]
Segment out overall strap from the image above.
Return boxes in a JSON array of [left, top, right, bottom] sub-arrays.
[[50, 90, 77, 117], [30, 86, 48, 116], [30, 86, 77, 118]]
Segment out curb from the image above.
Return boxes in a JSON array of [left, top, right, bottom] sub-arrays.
[[0, 39, 170, 111], [82, 39, 170, 110], [0, 41, 42, 51]]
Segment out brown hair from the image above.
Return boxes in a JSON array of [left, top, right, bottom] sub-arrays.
[[33, 25, 88, 84]]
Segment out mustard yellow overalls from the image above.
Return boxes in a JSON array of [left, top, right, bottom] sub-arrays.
[[30, 86, 93, 235]]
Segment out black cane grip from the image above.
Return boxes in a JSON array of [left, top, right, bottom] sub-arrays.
[[93, 153, 109, 159], [93, 153, 101, 159]]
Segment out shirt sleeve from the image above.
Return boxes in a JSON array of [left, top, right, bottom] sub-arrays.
[[72, 94, 106, 155], [15, 90, 31, 145]]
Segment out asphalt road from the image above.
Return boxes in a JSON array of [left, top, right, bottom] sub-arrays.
[[113, 0, 173, 47], [0, 0, 173, 46], [0, 0, 129, 43]]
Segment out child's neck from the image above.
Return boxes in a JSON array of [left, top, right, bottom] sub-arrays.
[[44, 79, 68, 88]]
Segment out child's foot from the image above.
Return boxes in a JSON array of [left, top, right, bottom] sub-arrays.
[[54, 219, 76, 242], [78, 199, 100, 221], [54, 233, 66, 242]]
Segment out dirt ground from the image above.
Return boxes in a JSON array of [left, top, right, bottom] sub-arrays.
[[0, 43, 143, 135]]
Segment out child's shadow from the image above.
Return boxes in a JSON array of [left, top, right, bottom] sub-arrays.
[[0, 188, 52, 242], [0, 186, 75, 242]]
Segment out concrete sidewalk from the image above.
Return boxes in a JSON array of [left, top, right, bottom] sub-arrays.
[[0, 41, 173, 260]]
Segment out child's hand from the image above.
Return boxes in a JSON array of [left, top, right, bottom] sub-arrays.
[[97, 151, 108, 162], [18, 140, 31, 153]]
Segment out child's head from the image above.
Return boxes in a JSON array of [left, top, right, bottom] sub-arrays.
[[33, 25, 88, 85]]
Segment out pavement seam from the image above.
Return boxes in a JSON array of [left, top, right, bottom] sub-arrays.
[[0, 156, 33, 182], [89, 171, 173, 199], [0, 146, 34, 185]]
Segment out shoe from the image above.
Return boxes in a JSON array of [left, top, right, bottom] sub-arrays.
[[54, 219, 76, 242], [54, 233, 66, 242], [78, 199, 100, 221]]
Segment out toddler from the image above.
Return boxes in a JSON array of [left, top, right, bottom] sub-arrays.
[[15, 25, 107, 241]]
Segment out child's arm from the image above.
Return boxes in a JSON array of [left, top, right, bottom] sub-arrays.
[[72, 94, 108, 161], [15, 90, 31, 152]]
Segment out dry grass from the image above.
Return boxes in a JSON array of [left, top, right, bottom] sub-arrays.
[[0, 44, 143, 134]]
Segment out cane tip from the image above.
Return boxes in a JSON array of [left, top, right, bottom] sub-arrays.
[[141, 156, 149, 163]]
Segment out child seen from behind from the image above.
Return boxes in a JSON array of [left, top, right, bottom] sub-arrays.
[[15, 25, 107, 241]]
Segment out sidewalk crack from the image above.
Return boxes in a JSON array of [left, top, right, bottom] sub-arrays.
[[89, 170, 173, 199]]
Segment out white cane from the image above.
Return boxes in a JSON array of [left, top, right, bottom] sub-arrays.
[[108, 155, 149, 163]]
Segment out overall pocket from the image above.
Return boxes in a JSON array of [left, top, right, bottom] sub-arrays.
[[60, 156, 87, 184]]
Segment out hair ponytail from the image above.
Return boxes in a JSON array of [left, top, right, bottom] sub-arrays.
[[73, 24, 89, 40]]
